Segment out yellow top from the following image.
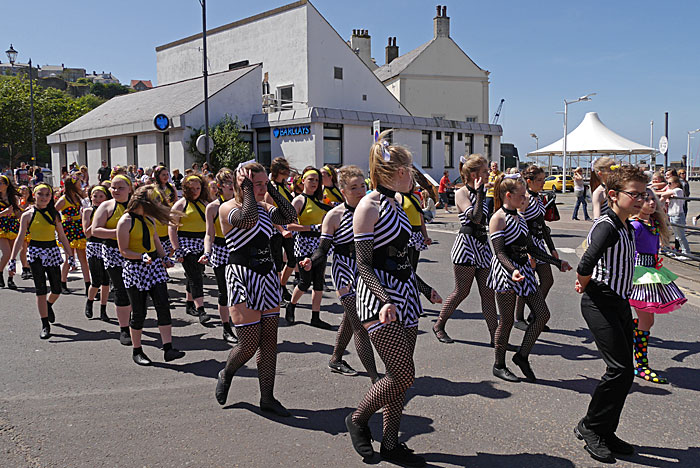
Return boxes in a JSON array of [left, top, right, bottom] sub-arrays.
[[324, 186, 343, 204], [28, 208, 56, 242], [105, 201, 127, 239], [298, 195, 327, 226], [60, 198, 82, 222], [128, 215, 155, 254], [486, 171, 502, 198], [402, 193, 423, 227], [163, 185, 176, 205], [179, 200, 207, 233], [155, 219, 169, 238]]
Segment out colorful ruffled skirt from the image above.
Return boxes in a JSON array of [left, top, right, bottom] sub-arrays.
[[629, 253, 686, 314], [0, 216, 19, 240]]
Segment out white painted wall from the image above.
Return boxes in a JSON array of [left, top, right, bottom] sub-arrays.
[[138, 133, 159, 170], [110, 137, 129, 168], [66, 142, 80, 168], [342, 124, 372, 170], [86, 140, 104, 184], [269, 123, 319, 171], [168, 129, 188, 170], [50, 146, 62, 186]]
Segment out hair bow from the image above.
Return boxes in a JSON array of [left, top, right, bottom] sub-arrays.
[[237, 159, 256, 171], [460, 155, 468, 164], [504, 173, 521, 179], [610, 164, 621, 171], [381, 141, 391, 161]]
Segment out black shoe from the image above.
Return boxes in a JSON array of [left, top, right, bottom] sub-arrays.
[[7, 277, 16, 290], [329, 359, 358, 376], [512, 353, 537, 383], [197, 309, 210, 324], [541, 324, 551, 332], [21, 269, 31, 280], [433, 326, 454, 344], [84, 301, 93, 319], [492, 365, 520, 382], [119, 329, 132, 346], [164, 347, 185, 362], [223, 327, 238, 344], [185, 303, 198, 317], [47, 303, 55, 323], [575, 420, 615, 463], [260, 398, 291, 417], [605, 433, 635, 455], [572, 217, 580, 221], [215, 369, 232, 405], [100, 307, 109, 322], [282, 287, 292, 302], [513, 320, 529, 331], [310, 317, 332, 330], [132, 350, 152, 366], [61, 282, 70, 294], [345, 413, 374, 458], [380, 442, 426, 467], [285, 303, 295, 325], [0, 274, 5, 288], [40, 325, 51, 340]]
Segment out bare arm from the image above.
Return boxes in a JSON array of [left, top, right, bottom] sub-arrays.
[[82, 207, 93, 238], [91, 201, 116, 239], [168, 198, 187, 252]]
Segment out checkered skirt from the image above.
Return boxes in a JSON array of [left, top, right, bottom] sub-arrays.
[[179, 235, 204, 257], [408, 230, 428, 251], [86, 241, 102, 260], [28, 245, 63, 267], [102, 244, 124, 268], [210, 240, 229, 268], [123, 258, 169, 291]]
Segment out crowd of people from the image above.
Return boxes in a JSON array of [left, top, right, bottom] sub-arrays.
[[0, 137, 691, 465]]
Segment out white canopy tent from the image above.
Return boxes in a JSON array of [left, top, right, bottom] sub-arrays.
[[528, 112, 656, 173]]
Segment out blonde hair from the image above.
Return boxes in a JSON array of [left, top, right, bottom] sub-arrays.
[[215, 168, 234, 197], [646, 188, 672, 246], [591, 157, 615, 192], [493, 174, 525, 212], [337, 165, 365, 189], [369, 130, 412, 189], [459, 154, 487, 184], [233, 162, 266, 203]]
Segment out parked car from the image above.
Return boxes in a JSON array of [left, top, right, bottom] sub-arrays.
[[543, 175, 574, 193]]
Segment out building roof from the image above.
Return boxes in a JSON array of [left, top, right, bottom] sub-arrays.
[[42, 65, 64, 72], [373, 39, 433, 82], [130, 80, 153, 88], [48, 64, 260, 144]]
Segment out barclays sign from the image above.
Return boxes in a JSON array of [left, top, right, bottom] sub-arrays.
[[273, 126, 311, 138]]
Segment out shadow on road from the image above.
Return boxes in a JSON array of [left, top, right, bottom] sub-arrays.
[[617, 445, 700, 467], [651, 336, 700, 363], [422, 451, 575, 467], [664, 367, 700, 392], [278, 339, 335, 356], [48, 323, 119, 343], [534, 375, 672, 396], [406, 376, 511, 403], [153, 358, 258, 380]]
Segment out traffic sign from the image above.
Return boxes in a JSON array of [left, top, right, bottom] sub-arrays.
[[659, 136, 668, 154], [196, 135, 215, 154], [153, 114, 170, 132], [373, 120, 381, 142]]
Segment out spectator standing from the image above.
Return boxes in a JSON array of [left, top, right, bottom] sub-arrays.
[[663, 176, 691, 258], [172, 169, 183, 190], [677, 169, 690, 215], [572, 167, 591, 221], [141, 168, 152, 185], [14, 162, 30, 186], [438, 170, 452, 213], [485, 161, 502, 219], [97, 160, 111, 183]]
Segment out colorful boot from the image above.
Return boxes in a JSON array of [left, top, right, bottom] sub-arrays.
[[633, 328, 668, 384]]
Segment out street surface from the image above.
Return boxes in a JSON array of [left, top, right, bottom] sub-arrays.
[[1, 196, 699, 467]]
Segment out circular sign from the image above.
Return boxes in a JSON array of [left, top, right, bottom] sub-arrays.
[[153, 114, 170, 132], [196, 135, 215, 154], [658, 136, 668, 154]]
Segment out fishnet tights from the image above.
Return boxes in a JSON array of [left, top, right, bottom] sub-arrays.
[[515, 263, 553, 322], [331, 293, 379, 381], [435, 265, 498, 341], [494, 290, 550, 366], [352, 322, 417, 450]]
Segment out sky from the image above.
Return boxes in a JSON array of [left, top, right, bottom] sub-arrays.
[[4, 0, 700, 166]]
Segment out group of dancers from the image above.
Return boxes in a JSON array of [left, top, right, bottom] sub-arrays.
[[0, 133, 688, 465]]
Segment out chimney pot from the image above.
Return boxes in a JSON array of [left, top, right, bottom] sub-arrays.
[[385, 37, 399, 64], [436, 5, 441, 16], [434, 5, 450, 37], [442, 6, 447, 16]]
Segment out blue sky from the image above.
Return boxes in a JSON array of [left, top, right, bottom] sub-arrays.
[[5, 0, 700, 166]]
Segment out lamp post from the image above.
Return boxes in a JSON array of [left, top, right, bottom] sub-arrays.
[[199, 0, 211, 167], [687, 129, 700, 177], [529, 133, 539, 165], [6, 44, 36, 165], [563, 93, 595, 191]]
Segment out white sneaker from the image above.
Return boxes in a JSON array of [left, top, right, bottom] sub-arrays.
[[675, 255, 690, 261], [693, 217, 698, 226]]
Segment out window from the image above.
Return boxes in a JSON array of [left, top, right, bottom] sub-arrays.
[[257, 129, 271, 167], [444, 132, 454, 168], [362, 94, 367, 101], [421, 131, 432, 168], [465, 116, 477, 123], [436, 131, 442, 140], [457, 133, 463, 141], [324, 124, 343, 165], [163, 132, 170, 168], [464, 133, 473, 156], [334, 67, 343, 80], [278, 86, 293, 110], [82, 142, 88, 166], [106, 139, 111, 167], [484, 135, 492, 161], [132, 136, 138, 167]]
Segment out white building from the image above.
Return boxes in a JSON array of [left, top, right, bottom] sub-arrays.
[[48, 0, 501, 184]]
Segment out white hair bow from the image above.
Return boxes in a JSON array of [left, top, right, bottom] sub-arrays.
[[460, 155, 467, 164], [504, 173, 521, 179], [381, 140, 391, 161], [237, 158, 256, 171]]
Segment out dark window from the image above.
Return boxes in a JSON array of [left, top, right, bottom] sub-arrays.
[[436, 131, 442, 140], [362, 94, 367, 101], [457, 133, 463, 141], [324, 124, 343, 165], [132, 136, 138, 167], [464, 133, 473, 156], [163, 132, 170, 168], [278, 86, 293, 110], [334, 67, 343, 80], [421, 131, 432, 168], [106, 139, 111, 167], [257, 129, 271, 167], [465, 116, 477, 123], [444, 132, 454, 168], [82, 141, 88, 166], [484, 135, 492, 161]]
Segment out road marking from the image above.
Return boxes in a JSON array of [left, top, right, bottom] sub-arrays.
[[557, 248, 577, 254]]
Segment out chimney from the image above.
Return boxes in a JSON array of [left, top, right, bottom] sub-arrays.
[[385, 37, 399, 64], [434, 5, 450, 38], [351, 28, 376, 69]]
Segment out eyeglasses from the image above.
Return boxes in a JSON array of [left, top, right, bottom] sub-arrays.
[[618, 190, 650, 201]]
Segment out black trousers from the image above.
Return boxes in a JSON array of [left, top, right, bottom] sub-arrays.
[[88, 256, 110, 287], [298, 259, 325, 292], [30, 260, 61, 296], [270, 233, 296, 271], [213, 265, 228, 306], [580, 281, 635, 436], [182, 253, 205, 299], [128, 282, 172, 330], [106, 266, 130, 306]]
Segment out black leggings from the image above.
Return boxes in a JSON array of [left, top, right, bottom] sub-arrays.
[[127, 282, 172, 330], [298, 260, 325, 292], [435, 265, 498, 341], [515, 263, 553, 322], [270, 233, 296, 271], [183, 253, 205, 299], [214, 265, 228, 306], [88, 256, 110, 288], [331, 293, 379, 380], [352, 322, 417, 451], [30, 260, 61, 296], [494, 290, 550, 366], [106, 266, 130, 307], [408, 247, 420, 272]]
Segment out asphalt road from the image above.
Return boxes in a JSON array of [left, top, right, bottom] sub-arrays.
[[1, 216, 699, 467]]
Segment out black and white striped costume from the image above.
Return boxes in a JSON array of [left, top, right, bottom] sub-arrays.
[[583, 213, 635, 299], [450, 186, 491, 268], [327, 208, 357, 292], [522, 190, 555, 265]]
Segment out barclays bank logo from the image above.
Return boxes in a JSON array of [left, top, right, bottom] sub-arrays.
[[273, 126, 311, 138]]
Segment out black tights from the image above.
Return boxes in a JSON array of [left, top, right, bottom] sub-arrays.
[[331, 293, 379, 381], [494, 290, 550, 367], [222, 315, 279, 401], [435, 265, 498, 340], [352, 322, 417, 450], [515, 263, 553, 322]]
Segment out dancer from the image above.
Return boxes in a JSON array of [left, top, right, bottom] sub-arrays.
[[488, 174, 571, 383], [321, 165, 344, 205], [346, 136, 441, 466], [285, 167, 333, 328], [17, 185, 34, 281], [629, 188, 686, 384], [170, 174, 211, 324], [82, 185, 112, 321], [117, 185, 186, 365], [56, 173, 90, 295], [0, 174, 22, 289], [214, 162, 297, 416], [433, 154, 498, 345], [574, 165, 648, 463], [590, 157, 615, 219], [153, 166, 178, 255], [299, 165, 379, 381], [203, 168, 238, 344], [265, 157, 296, 302], [514, 165, 560, 332], [92, 174, 133, 346], [8, 183, 74, 339], [402, 185, 431, 271]]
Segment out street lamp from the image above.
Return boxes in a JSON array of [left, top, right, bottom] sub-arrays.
[[530, 133, 539, 166], [563, 93, 595, 191], [199, 0, 211, 167], [687, 129, 700, 177], [6, 44, 36, 164]]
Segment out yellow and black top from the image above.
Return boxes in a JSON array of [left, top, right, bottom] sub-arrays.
[[273, 181, 293, 207], [28, 207, 57, 244], [128, 214, 156, 254], [324, 186, 343, 204], [179, 200, 207, 236], [105, 201, 127, 238], [402, 192, 423, 231], [298, 194, 330, 226]]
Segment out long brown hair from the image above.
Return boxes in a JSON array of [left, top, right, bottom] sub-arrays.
[[459, 154, 487, 184], [369, 130, 412, 189], [590, 157, 615, 192], [63, 174, 84, 205], [182, 174, 211, 204], [154, 166, 177, 204], [233, 162, 266, 203], [0, 174, 21, 212], [493, 173, 525, 212], [127, 185, 181, 226]]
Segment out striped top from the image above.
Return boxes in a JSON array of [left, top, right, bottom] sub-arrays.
[[522, 190, 546, 223], [354, 194, 411, 248], [326, 205, 354, 247], [577, 211, 635, 299], [490, 210, 529, 247], [459, 186, 488, 227], [225, 204, 274, 251]]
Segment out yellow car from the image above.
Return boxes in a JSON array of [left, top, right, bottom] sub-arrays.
[[543, 175, 574, 192]]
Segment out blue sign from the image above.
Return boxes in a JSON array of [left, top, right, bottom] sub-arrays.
[[273, 125, 311, 138], [153, 114, 170, 132]]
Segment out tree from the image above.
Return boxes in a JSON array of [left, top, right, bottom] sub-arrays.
[[188, 114, 253, 172], [90, 82, 131, 100]]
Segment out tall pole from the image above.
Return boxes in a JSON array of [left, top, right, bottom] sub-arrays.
[[664, 112, 669, 169], [201, 0, 211, 167], [563, 100, 568, 188], [650, 120, 654, 168], [28, 58, 36, 163], [687, 132, 691, 177]]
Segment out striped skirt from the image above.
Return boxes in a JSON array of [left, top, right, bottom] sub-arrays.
[[487, 255, 538, 297], [531, 236, 548, 265], [450, 233, 492, 269], [123, 258, 169, 291], [28, 245, 63, 267], [356, 269, 423, 329], [331, 254, 357, 293], [629, 258, 687, 314], [225, 264, 281, 312]]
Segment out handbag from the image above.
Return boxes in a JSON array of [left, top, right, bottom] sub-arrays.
[[543, 194, 560, 222]]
